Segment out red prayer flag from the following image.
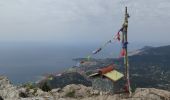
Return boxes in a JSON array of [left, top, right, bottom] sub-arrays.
[[117, 32, 121, 41], [120, 49, 126, 57]]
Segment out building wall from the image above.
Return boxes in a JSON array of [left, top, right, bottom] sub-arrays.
[[92, 78, 114, 94]]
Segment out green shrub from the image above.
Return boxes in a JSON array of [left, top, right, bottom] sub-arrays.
[[65, 90, 75, 98], [19, 92, 28, 98], [41, 81, 51, 92], [22, 82, 35, 89]]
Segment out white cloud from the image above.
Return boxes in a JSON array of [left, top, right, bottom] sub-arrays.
[[0, 0, 170, 44]]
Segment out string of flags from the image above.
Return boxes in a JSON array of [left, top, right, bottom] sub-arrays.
[[44, 28, 125, 83], [77, 25, 129, 67], [92, 47, 102, 54], [83, 26, 126, 61]]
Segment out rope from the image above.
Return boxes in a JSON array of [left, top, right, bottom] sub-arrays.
[[81, 30, 122, 62]]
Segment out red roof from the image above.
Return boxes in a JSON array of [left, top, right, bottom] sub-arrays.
[[99, 64, 115, 75]]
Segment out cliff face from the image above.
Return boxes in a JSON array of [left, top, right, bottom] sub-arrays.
[[0, 76, 170, 100]]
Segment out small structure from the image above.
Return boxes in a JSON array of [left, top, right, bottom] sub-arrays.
[[89, 64, 124, 93]]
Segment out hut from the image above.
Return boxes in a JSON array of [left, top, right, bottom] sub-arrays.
[[89, 64, 124, 94]]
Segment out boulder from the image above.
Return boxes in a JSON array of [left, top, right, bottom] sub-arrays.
[[133, 88, 170, 100], [61, 84, 98, 98], [0, 76, 20, 99]]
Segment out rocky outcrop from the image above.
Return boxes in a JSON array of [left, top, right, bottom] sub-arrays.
[[0, 76, 20, 99], [0, 76, 170, 100], [133, 88, 170, 100]]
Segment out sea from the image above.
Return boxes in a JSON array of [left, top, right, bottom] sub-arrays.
[[0, 42, 166, 84]]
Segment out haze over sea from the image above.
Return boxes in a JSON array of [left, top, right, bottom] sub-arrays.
[[0, 42, 168, 84]]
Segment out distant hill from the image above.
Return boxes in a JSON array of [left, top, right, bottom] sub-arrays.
[[130, 45, 170, 56], [128, 45, 170, 90], [74, 45, 170, 91], [37, 45, 170, 92], [128, 46, 154, 56]]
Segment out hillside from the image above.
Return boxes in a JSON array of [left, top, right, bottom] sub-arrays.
[[129, 45, 170, 90], [74, 45, 170, 91]]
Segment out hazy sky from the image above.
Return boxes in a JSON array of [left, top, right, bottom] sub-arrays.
[[0, 0, 170, 45]]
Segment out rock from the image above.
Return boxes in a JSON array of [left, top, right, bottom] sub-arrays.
[[51, 88, 61, 93], [62, 84, 80, 92], [90, 90, 100, 95], [18, 88, 29, 98], [0, 76, 20, 99], [58, 98, 76, 100], [133, 88, 170, 100], [61, 84, 94, 98], [34, 88, 46, 96], [1, 75, 170, 100], [81, 95, 118, 100]]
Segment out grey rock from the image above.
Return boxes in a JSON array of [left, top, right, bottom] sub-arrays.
[[0, 76, 19, 99], [1, 75, 170, 100]]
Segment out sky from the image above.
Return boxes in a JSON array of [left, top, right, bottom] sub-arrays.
[[0, 0, 170, 45]]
